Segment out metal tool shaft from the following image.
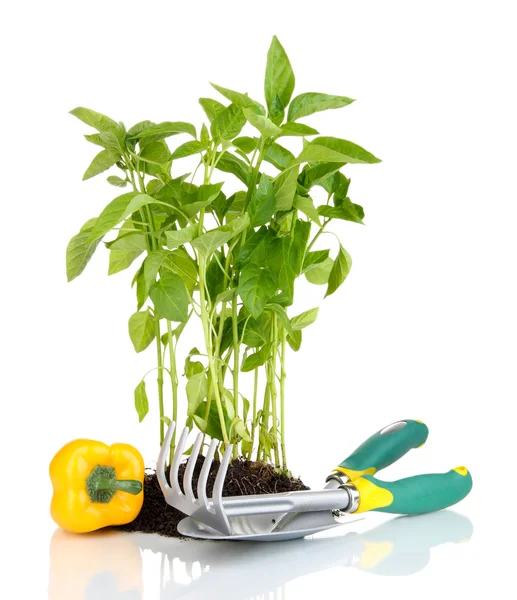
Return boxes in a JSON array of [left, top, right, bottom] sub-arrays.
[[217, 488, 351, 517]]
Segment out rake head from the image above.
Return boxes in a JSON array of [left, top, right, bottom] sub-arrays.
[[157, 421, 233, 535], [157, 422, 352, 540]]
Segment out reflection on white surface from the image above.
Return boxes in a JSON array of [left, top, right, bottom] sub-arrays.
[[49, 510, 472, 599]]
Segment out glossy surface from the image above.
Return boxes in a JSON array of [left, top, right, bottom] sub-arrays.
[[46, 510, 476, 599]]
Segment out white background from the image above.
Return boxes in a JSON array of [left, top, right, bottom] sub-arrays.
[[1, 0, 516, 598]]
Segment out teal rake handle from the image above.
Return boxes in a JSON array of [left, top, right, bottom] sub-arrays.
[[335, 420, 429, 480], [353, 467, 473, 514]]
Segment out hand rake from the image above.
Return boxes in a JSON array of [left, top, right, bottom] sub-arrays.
[[157, 419, 472, 541]]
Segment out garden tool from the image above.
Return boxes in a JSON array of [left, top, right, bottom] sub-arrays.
[[157, 419, 472, 541]]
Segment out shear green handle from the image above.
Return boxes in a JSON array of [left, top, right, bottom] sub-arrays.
[[353, 467, 473, 515], [335, 419, 429, 480]]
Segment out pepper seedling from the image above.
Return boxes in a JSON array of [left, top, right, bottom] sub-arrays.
[[66, 36, 380, 470]]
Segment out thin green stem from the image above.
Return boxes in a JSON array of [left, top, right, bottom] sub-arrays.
[[231, 295, 240, 459], [257, 381, 270, 462], [307, 217, 330, 253], [155, 320, 165, 444], [125, 153, 165, 448], [198, 255, 229, 447], [270, 317, 280, 467], [167, 321, 178, 464], [279, 325, 287, 470], [249, 368, 259, 460]]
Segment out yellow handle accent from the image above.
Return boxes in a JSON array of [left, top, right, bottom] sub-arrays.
[[333, 466, 377, 481], [352, 477, 394, 513], [453, 466, 469, 476]]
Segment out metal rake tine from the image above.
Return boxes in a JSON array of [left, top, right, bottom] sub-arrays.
[[213, 444, 232, 530], [214, 444, 232, 503], [184, 432, 203, 503], [170, 427, 189, 494], [157, 422, 176, 493], [197, 438, 217, 510]]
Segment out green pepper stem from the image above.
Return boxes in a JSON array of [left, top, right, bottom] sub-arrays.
[[86, 465, 142, 503], [94, 477, 143, 495]]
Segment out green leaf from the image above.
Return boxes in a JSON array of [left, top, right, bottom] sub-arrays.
[[108, 246, 144, 275], [84, 133, 110, 148], [82, 149, 120, 180], [274, 166, 298, 211], [287, 329, 302, 352], [215, 152, 250, 185], [233, 418, 251, 442], [304, 137, 381, 164], [121, 193, 163, 221], [150, 272, 189, 322], [186, 371, 208, 416], [241, 344, 271, 372], [210, 83, 265, 115], [305, 256, 333, 285], [133, 263, 147, 309], [181, 182, 224, 218], [263, 143, 294, 170], [185, 359, 204, 378], [88, 192, 137, 241], [300, 163, 344, 190], [293, 194, 321, 225], [199, 97, 226, 123], [267, 220, 310, 300], [171, 140, 207, 160], [107, 218, 146, 254], [127, 120, 154, 138], [264, 36, 295, 119], [237, 226, 268, 266], [296, 144, 351, 164], [144, 250, 166, 293], [138, 141, 170, 168], [192, 214, 250, 255], [243, 108, 282, 137], [70, 107, 125, 150], [302, 249, 330, 273], [239, 316, 267, 348], [279, 122, 319, 137], [318, 201, 364, 224], [193, 400, 231, 441], [200, 123, 210, 145], [290, 307, 319, 330], [326, 245, 352, 297], [287, 93, 355, 122], [239, 263, 276, 319], [161, 248, 197, 293], [233, 136, 257, 154], [248, 175, 275, 227], [214, 289, 235, 306], [107, 175, 127, 187], [206, 251, 226, 302], [165, 225, 198, 249], [66, 218, 101, 282], [134, 380, 149, 423], [211, 103, 246, 142], [265, 303, 293, 334], [128, 310, 156, 353], [129, 121, 196, 140]]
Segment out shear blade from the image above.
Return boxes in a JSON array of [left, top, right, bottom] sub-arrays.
[[178, 510, 341, 542]]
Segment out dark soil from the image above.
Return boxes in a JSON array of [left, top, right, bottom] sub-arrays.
[[117, 456, 309, 538]]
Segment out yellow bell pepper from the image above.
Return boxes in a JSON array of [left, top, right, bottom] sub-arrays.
[[50, 439, 144, 533]]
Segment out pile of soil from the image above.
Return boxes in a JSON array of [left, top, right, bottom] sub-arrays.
[[117, 456, 309, 538]]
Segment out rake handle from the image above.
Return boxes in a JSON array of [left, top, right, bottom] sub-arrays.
[[351, 467, 473, 514], [335, 419, 429, 481]]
